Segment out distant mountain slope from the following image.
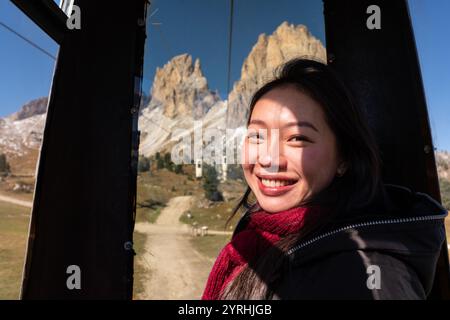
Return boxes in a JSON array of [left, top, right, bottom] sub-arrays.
[[0, 22, 326, 165], [0, 97, 47, 174]]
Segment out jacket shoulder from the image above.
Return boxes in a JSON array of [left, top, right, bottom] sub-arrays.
[[276, 250, 426, 300]]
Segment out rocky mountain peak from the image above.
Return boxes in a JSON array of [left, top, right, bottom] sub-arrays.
[[9, 97, 48, 121], [227, 22, 327, 128], [149, 53, 217, 119]]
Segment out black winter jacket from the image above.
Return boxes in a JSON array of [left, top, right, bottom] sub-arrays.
[[232, 184, 448, 299]]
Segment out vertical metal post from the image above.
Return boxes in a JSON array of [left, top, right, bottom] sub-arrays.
[[19, 0, 148, 299]]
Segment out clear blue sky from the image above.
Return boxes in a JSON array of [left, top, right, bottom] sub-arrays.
[[0, 0, 448, 151], [408, 0, 450, 152], [0, 0, 58, 117]]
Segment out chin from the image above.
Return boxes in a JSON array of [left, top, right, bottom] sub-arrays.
[[256, 196, 298, 213]]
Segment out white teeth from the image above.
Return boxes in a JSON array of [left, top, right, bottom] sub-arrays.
[[261, 179, 295, 187]]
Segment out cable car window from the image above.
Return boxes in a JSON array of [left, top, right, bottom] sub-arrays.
[[0, 0, 446, 302], [409, 0, 450, 257], [0, 0, 58, 299], [136, 0, 326, 299]]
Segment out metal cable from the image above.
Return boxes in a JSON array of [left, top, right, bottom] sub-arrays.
[[0, 20, 56, 60]]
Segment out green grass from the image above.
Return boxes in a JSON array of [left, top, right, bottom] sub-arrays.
[[177, 176, 248, 232], [0, 201, 30, 300], [179, 201, 242, 232], [138, 169, 247, 230], [135, 205, 164, 224], [0, 175, 35, 202], [132, 230, 148, 299], [137, 169, 204, 199], [136, 169, 207, 225], [189, 234, 231, 260]]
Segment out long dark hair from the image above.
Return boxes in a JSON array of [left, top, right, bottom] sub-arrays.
[[221, 58, 387, 299]]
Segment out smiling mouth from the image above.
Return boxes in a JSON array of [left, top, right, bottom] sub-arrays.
[[259, 178, 297, 187], [255, 175, 299, 196]]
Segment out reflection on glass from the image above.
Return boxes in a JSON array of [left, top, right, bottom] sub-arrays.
[[0, 1, 58, 299], [135, 0, 325, 299]]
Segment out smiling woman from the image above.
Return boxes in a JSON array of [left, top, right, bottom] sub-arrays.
[[237, 59, 383, 218], [244, 84, 344, 212], [201, 58, 448, 300]]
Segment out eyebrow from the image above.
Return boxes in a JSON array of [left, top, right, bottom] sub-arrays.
[[249, 119, 319, 132]]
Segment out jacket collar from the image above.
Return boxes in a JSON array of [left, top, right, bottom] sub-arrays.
[[286, 184, 447, 294]]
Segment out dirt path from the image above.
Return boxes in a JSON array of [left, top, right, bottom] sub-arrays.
[[134, 196, 221, 300], [0, 193, 32, 208]]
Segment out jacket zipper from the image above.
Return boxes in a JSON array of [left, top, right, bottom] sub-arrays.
[[287, 212, 448, 256]]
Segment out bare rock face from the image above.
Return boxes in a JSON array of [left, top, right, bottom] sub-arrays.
[[0, 96, 48, 160], [226, 22, 327, 128], [0, 113, 46, 157], [138, 53, 226, 158], [10, 97, 48, 121], [148, 53, 220, 120]]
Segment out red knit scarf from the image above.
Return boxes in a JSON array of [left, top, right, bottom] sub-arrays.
[[201, 204, 324, 300]]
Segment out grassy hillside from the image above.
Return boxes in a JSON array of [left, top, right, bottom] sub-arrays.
[[137, 166, 247, 230], [0, 201, 30, 299]]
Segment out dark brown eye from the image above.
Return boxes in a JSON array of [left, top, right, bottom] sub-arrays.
[[289, 135, 308, 142]]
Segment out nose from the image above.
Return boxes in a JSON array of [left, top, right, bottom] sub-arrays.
[[257, 138, 287, 171]]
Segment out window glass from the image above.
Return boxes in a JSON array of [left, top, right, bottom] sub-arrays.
[[409, 0, 450, 256], [136, 0, 325, 299], [0, 0, 58, 299]]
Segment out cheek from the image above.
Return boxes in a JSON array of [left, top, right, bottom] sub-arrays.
[[241, 143, 254, 185], [284, 148, 304, 169], [299, 145, 338, 187], [241, 141, 258, 168]]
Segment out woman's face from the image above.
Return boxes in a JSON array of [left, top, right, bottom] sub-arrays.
[[242, 84, 344, 213]]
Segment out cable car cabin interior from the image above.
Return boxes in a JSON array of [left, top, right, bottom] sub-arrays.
[[0, 0, 448, 300]]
